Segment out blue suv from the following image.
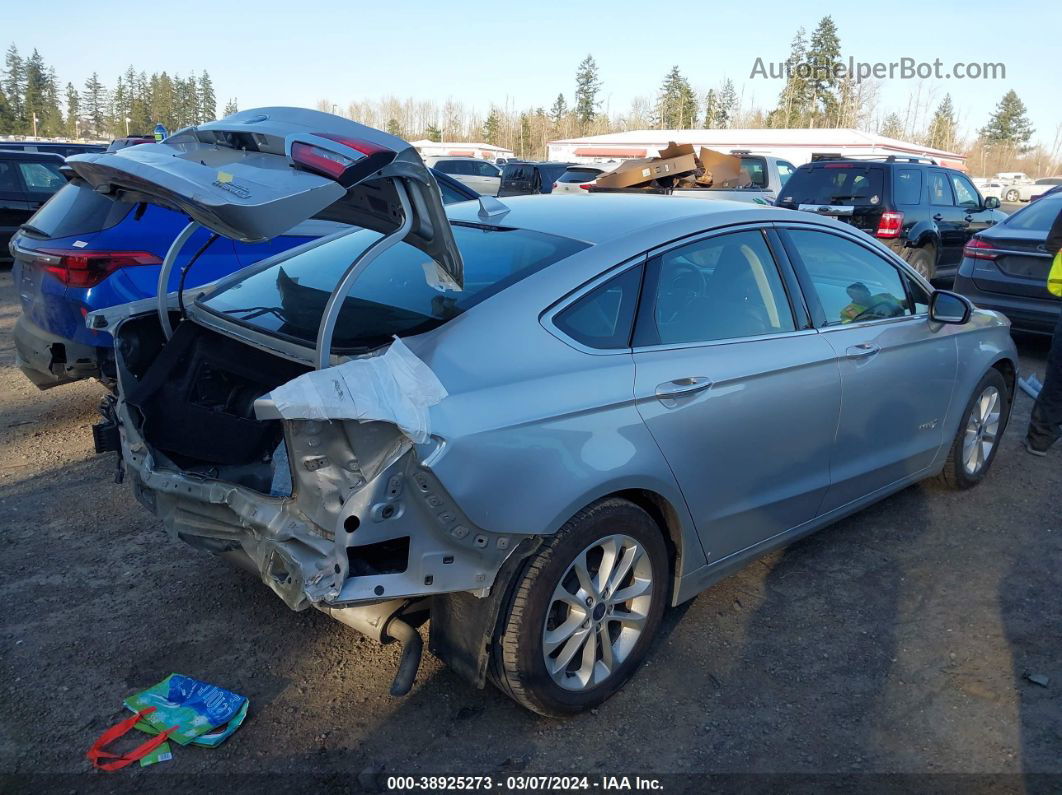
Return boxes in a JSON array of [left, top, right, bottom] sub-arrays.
[[11, 170, 477, 389]]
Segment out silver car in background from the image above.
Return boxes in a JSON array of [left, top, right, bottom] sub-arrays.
[[423, 155, 502, 195], [552, 163, 618, 194], [71, 109, 1018, 717]]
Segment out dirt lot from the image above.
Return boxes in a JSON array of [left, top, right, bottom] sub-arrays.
[[0, 263, 1058, 789]]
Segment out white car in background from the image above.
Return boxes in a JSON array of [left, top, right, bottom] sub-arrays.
[[551, 163, 619, 194], [1009, 177, 1062, 203], [423, 155, 502, 196], [977, 180, 1006, 201]]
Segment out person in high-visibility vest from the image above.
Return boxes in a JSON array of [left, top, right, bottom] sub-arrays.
[[1025, 204, 1062, 456]]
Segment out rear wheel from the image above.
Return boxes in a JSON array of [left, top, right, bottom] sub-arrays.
[[936, 369, 1009, 489], [491, 499, 669, 716], [1004, 189, 1019, 203], [904, 245, 936, 280]]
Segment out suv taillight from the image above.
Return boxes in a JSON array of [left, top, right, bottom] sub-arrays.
[[875, 211, 904, 239], [579, 183, 593, 190], [34, 249, 162, 288], [963, 238, 998, 260], [290, 133, 395, 187]]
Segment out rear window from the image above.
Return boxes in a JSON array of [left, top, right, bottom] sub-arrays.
[[777, 165, 885, 207], [21, 182, 132, 239], [200, 222, 589, 352], [1002, 196, 1062, 232], [893, 168, 923, 205], [558, 168, 604, 183], [503, 165, 532, 182], [738, 157, 768, 188]]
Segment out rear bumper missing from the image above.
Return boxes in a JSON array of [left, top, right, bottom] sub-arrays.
[[13, 314, 102, 389], [115, 399, 527, 613]]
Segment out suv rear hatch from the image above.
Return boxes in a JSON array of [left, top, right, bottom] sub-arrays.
[[776, 163, 887, 233]]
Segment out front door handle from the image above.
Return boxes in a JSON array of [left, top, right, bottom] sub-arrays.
[[933, 213, 944, 222], [846, 343, 880, 359], [655, 377, 712, 399]]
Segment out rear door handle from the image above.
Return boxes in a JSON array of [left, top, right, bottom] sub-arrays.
[[846, 343, 880, 359], [933, 213, 944, 222], [655, 377, 712, 399]]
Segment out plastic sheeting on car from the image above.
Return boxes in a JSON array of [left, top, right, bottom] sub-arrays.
[[264, 337, 447, 443]]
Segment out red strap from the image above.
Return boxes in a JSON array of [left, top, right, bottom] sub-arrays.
[[86, 707, 179, 771]]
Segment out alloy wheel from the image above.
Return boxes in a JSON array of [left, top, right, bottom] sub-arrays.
[[962, 385, 1001, 475], [541, 534, 654, 691]]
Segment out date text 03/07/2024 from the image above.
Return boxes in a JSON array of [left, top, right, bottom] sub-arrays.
[[384, 775, 665, 791]]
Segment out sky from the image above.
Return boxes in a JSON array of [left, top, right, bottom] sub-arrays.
[[5, 0, 1060, 147]]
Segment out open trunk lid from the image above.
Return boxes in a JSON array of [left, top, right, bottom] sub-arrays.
[[64, 107, 462, 287]]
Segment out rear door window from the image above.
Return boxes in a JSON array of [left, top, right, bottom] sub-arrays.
[[433, 160, 459, 174], [894, 168, 923, 205], [18, 161, 65, 194], [0, 161, 22, 192], [634, 229, 796, 346], [928, 171, 955, 205]]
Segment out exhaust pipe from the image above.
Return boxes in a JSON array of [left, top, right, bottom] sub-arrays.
[[319, 599, 425, 696]]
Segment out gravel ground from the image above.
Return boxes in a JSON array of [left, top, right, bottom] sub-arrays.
[[0, 263, 1058, 789]]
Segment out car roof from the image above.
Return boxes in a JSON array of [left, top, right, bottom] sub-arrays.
[[446, 193, 798, 244], [0, 149, 64, 161]]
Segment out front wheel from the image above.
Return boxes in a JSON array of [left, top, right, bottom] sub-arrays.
[[490, 499, 669, 716], [936, 369, 1009, 489], [1005, 189, 1019, 203]]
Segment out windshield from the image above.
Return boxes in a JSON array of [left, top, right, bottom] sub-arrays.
[[777, 165, 885, 207], [200, 222, 589, 352], [21, 182, 133, 239]]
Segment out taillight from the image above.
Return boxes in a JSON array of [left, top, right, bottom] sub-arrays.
[[34, 249, 162, 288], [963, 238, 998, 260], [290, 133, 395, 186], [553, 182, 559, 190], [875, 211, 904, 239], [579, 183, 593, 190]]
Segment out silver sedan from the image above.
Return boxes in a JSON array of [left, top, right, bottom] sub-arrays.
[[71, 109, 1018, 716]]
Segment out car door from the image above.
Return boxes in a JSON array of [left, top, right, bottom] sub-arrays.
[[0, 159, 34, 247], [780, 226, 956, 511], [631, 227, 841, 562], [950, 171, 1000, 240], [471, 161, 501, 196], [927, 169, 965, 266]]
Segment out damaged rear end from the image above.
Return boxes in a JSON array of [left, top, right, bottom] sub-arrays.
[[75, 108, 530, 694]]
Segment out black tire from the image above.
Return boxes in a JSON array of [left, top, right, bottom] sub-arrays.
[[904, 245, 935, 280], [490, 498, 669, 716], [935, 369, 1009, 489]]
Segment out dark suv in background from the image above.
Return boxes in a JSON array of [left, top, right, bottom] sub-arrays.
[[1, 150, 66, 260], [777, 157, 1006, 281], [498, 161, 572, 196]]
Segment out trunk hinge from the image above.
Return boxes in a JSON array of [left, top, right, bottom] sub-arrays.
[[314, 180, 413, 370], [157, 220, 201, 340]]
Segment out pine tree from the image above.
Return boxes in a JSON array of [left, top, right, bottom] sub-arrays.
[[0, 86, 13, 134], [574, 54, 601, 131], [110, 76, 128, 135], [925, 94, 958, 152], [82, 72, 107, 137], [979, 90, 1034, 149], [3, 45, 25, 131], [768, 27, 812, 128], [879, 113, 905, 140], [198, 72, 216, 122], [716, 79, 737, 129], [386, 118, 402, 137], [518, 112, 532, 158], [23, 49, 53, 136], [806, 16, 842, 126], [482, 107, 501, 145], [65, 82, 80, 137], [424, 123, 441, 142], [549, 93, 568, 128], [222, 97, 239, 117], [655, 66, 697, 129], [703, 90, 719, 127]]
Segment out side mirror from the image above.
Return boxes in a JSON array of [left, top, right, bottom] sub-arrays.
[[984, 196, 1001, 209], [929, 290, 973, 324]]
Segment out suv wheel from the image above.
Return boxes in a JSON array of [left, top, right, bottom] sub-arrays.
[[1004, 188, 1019, 202], [904, 246, 935, 280], [936, 369, 1009, 489], [491, 499, 669, 716]]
